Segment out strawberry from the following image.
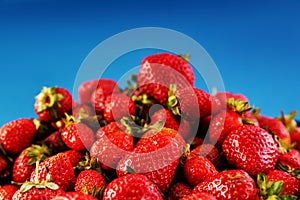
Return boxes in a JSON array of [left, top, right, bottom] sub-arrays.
[[257, 115, 291, 149], [13, 144, 50, 183], [277, 149, 300, 176], [212, 91, 249, 113], [175, 87, 211, 121], [61, 121, 95, 151], [78, 79, 99, 104], [90, 130, 134, 170], [30, 153, 76, 191], [103, 93, 136, 122], [193, 169, 257, 200], [34, 86, 73, 121], [222, 125, 281, 176], [0, 154, 8, 174], [189, 137, 204, 150], [191, 144, 221, 169], [0, 118, 36, 154], [74, 169, 106, 198], [0, 184, 18, 200], [267, 170, 300, 196], [290, 129, 300, 150], [137, 53, 194, 104], [181, 192, 218, 200], [167, 182, 192, 200], [13, 186, 64, 200], [91, 79, 121, 114], [42, 131, 67, 153], [183, 156, 218, 186], [116, 128, 186, 192], [102, 174, 163, 199], [62, 150, 84, 167], [72, 103, 94, 119], [95, 121, 125, 139], [52, 191, 98, 200]]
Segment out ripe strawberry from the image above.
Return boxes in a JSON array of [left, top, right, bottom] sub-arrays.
[[175, 87, 211, 121], [267, 170, 300, 196], [90, 130, 134, 170], [62, 150, 84, 167], [257, 115, 291, 149], [208, 109, 243, 147], [72, 103, 94, 119], [95, 121, 125, 139], [52, 191, 98, 200], [13, 186, 64, 200], [30, 153, 76, 191], [193, 169, 257, 200], [103, 93, 136, 122], [277, 149, 300, 175], [91, 79, 121, 114], [167, 182, 192, 200], [34, 86, 73, 121], [0, 154, 8, 174], [78, 79, 99, 104], [137, 53, 194, 104], [61, 122, 95, 151], [183, 156, 218, 186], [42, 131, 67, 153], [191, 144, 221, 169], [13, 144, 50, 183], [0, 118, 36, 154], [222, 125, 281, 176], [102, 174, 163, 199], [151, 108, 179, 131], [117, 128, 186, 192], [290, 128, 300, 150], [75, 169, 106, 198], [181, 192, 217, 200], [0, 184, 18, 200], [212, 91, 249, 113]]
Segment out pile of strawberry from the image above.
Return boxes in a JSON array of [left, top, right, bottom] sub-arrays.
[[0, 52, 300, 200]]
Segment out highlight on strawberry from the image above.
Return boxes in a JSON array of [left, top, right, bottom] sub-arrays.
[[0, 52, 299, 199]]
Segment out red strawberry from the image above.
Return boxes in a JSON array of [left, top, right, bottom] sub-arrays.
[[34, 86, 73, 121], [175, 87, 211, 121], [151, 108, 179, 131], [193, 169, 257, 200], [91, 79, 121, 114], [52, 191, 98, 200], [212, 91, 249, 113], [13, 144, 50, 183], [117, 128, 186, 192], [13, 185, 64, 200], [74, 169, 106, 198], [183, 156, 218, 186], [222, 125, 281, 176], [191, 144, 221, 169], [103, 93, 136, 122], [62, 150, 84, 167], [167, 182, 192, 200], [181, 192, 217, 200], [90, 130, 134, 170], [78, 79, 99, 104], [42, 131, 67, 153], [61, 122, 95, 151], [257, 115, 291, 149], [137, 53, 194, 104], [0, 154, 8, 174], [267, 170, 300, 196], [30, 153, 76, 191], [0, 118, 36, 154], [0, 184, 18, 200], [290, 129, 300, 150], [95, 121, 125, 139], [102, 174, 163, 199], [72, 103, 94, 119], [277, 149, 300, 175]]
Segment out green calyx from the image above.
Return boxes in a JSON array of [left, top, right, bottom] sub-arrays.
[[276, 110, 298, 132], [257, 173, 297, 200], [82, 185, 104, 199], [166, 84, 181, 116], [26, 144, 51, 165], [277, 164, 300, 179], [227, 98, 252, 114], [35, 86, 64, 114], [76, 153, 101, 172], [178, 54, 190, 62]]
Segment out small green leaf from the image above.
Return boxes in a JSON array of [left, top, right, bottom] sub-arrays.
[[268, 181, 284, 196], [45, 182, 59, 190], [126, 166, 136, 174], [20, 182, 35, 193]]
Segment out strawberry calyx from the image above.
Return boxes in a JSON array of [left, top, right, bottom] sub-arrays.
[[26, 144, 51, 165], [257, 173, 297, 200], [179, 144, 191, 167], [227, 98, 252, 114], [166, 84, 181, 116], [35, 87, 64, 117], [276, 110, 298, 132], [82, 185, 105, 200], [277, 164, 300, 179], [178, 54, 190, 62], [76, 153, 101, 172]]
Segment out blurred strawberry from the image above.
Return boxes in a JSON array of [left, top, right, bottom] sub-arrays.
[[34, 86, 73, 121], [167, 182, 192, 200], [181, 192, 217, 200], [103, 93, 136, 122], [277, 149, 300, 177], [62, 150, 84, 167], [52, 191, 98, 200], [0, 154, 8, 174], [191, 144, 221, 169], [95, 121, 125, 139], [78, 79, 99, 104], [102, 174, 163, 199], [0, 184, 18, 200], [42, 131, 67, 153], [0, 118, 36, 154]]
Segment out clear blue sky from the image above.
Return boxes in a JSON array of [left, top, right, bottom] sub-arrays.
[[0, 0, 299, 125]]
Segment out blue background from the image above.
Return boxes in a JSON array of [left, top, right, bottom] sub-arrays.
[[0, 0, 299, 125]]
